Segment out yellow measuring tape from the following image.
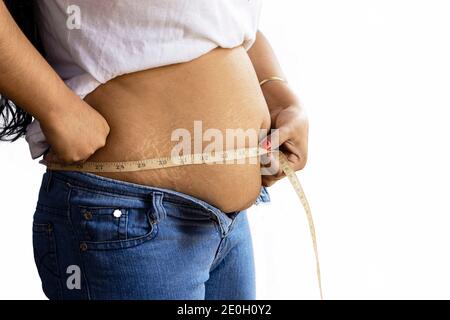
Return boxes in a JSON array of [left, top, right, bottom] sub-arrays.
[[39, 147, 323, 299]]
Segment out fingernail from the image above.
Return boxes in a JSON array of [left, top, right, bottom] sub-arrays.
[[261, 137, 272, 151]]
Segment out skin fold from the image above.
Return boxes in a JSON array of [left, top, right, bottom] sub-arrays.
[[0, 1, 309, 213], [68, 46, 272, 213]]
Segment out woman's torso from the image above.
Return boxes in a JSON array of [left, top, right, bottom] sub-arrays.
[[37, 1, 270, 213], [73, 47, 270, 213]]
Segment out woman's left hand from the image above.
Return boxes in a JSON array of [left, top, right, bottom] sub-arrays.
[[261, 104, 309, 187]]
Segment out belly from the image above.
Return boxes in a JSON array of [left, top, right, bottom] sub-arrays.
[[80, 46, 271, 213]]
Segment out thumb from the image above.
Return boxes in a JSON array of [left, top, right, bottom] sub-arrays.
[[265, 126, 290, 151], [259, 127, 291, 179]]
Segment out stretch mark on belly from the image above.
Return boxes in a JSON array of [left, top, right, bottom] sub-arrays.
[[39, 147, 323, 299]]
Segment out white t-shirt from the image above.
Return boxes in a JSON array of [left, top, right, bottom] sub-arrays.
[[25, 0, 263, 159]]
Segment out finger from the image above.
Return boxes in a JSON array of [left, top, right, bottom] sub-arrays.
[[262, 174, 283, 187], [261, 164, 289, 186], [284, 150, 307, 171], [265, 126, 306, 170], [260, 152, 284, 177], [266, 126, 291, 151], [260, 152, 288, 188], [276, 139, 308, 172], [43, 148, 62, 164], [261, 176, 275, 187], [43, 148, 87, 166]]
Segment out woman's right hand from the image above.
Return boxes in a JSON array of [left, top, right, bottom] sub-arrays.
[[0, 1, 110, 164], [40, 101, 110, 164]]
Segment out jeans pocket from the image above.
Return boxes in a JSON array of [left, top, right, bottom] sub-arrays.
[[79, 206, 128, 243], [75, 205, 158, 251], [32, 221, 62, 299]]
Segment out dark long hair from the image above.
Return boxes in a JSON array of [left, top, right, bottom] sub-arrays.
[[0, 0, 45, 141]]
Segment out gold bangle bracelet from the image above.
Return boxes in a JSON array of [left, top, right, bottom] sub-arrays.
[[259, 76, 287, 87]]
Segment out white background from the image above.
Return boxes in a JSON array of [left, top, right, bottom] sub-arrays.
[[1, 0, 450, 299]]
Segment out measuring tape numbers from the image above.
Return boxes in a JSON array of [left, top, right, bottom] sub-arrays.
[[39, 146, 323, 299]]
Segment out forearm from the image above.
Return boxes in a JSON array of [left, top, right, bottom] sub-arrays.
[[247, 31, 302, 120], [0, 0, 82, 125]]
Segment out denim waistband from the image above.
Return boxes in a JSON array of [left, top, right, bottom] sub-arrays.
[[46, 168, 270, 233], [48, 167, 231, 210], [46, 166, 269, 205]]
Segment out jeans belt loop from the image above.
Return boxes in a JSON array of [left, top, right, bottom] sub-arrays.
[[151, 191, 166, 222]]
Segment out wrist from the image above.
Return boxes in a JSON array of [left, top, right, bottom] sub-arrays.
[[262, 80, 300, 107], [38, 88, 87, 127], [260, 81, 302, 119], [270, 103, 307, 127]]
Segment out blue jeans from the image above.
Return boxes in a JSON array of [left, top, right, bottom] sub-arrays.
[[32, 168, 270, 300]]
